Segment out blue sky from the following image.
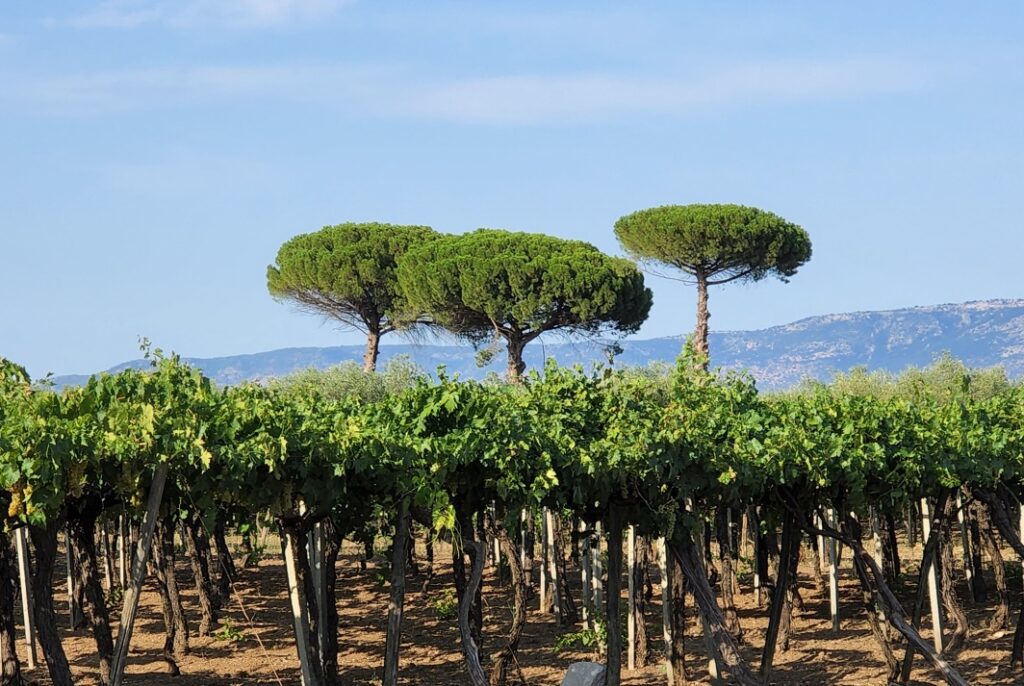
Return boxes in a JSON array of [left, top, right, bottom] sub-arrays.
[[2, 1, 1022, 378]]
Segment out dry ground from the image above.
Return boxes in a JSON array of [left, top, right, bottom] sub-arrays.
[[13, 536, 1024, 685]]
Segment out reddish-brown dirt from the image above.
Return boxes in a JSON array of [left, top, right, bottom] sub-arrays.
[[13, 537, 1022, 685]]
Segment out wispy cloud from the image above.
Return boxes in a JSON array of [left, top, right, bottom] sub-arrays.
[[1, 57, 932, 124], [67, 0, 350, 29]]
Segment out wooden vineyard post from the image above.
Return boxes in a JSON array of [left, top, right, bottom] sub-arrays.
[[111, 463, 169, 686], [65, 527, 82, 629], [657, 538, 673, 686], [545, 509, 561, 619], [627, 525, 636, 671], [492, 504, 501, 571], [283, 528, 317, 686], [539, 508, 548, 613], [581, 521, 592, 629], [1019, 503, 1023, 580], [752, 512, 762, 607], [118, 515, 127, 590], [592, 521, 603, 615], [101, 519, 113, 594], [920, 498, 944, 653], [869, 508, 884, 570], [14, 527, 37, 670], [516, 509, 524, 585], [739, 509, 750, 558], [827, 508, 839, 632], [816, 513, 827, 573], [955, 493, 975, 601], [300, 502, 327, 660]]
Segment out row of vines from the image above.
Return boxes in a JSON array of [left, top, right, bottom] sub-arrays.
[[1, 350, 1024, 686]]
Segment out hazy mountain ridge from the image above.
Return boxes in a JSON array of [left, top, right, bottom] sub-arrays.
[[51, 299, 1024, 390]]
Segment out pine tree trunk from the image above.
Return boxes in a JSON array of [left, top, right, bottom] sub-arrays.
[[363, 329, 381, 373], [694, 272, 710, 368], [505, 334, 526, 382]]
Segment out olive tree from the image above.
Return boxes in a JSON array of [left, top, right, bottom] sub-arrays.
[[397, 229, 652, 381], [614, 204, 811, 366], [267, 223, 437, 371]]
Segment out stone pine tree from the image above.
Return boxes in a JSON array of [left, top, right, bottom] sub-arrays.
[[396, 229, 652, 381], [614, 204, 811, 367], [267, 222, 437, 372]]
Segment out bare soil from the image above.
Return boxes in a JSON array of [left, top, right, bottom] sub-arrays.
[[14, 537, 1023, 685]]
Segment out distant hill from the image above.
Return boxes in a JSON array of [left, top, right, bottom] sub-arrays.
[[51, 299, 1024, 390]]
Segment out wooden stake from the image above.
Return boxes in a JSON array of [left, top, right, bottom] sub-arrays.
[[828, 508, 839, 632], [101, 519, 113, 594], [592, 521, 603, 614], [657, 537, 673, 686], [539, 508, 548, 613], [492, 504, 501, 570], [955, 493, 975, 601], [283, 528, 316, 686], [14, 527, 36, 670], [581, 520, 592, 629], [519, 509, 527, 588], [627, 525, 636, 671], [1018, 503, 1023, 581], [110, 463, 169, 686], [920, 498, 944, 653], [815, 514, 827, 573], [117, 515, 127, 590], [545, 509, 561, 618], [65, 528, 77, 629], [753, 514, 762, 606]]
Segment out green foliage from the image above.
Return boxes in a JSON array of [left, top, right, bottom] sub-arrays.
[[269, 357, 425, 401], [106, 585, 124, 607], [4, 341, 1024, 646], [214, 619, 246, 643], [554, 618, 607, 655], [614, 204, 811, 285], [396, 229, 651, 376], [428, 588, 458, 621], [267, 222, 437, 335]]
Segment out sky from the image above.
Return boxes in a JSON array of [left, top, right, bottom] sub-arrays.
[[1, 1, 1023, 379]]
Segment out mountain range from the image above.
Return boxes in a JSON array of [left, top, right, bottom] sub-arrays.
[[51, 299, 1024, 391]]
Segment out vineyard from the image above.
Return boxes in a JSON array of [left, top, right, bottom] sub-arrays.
[[1, 348, 1023, 686]]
